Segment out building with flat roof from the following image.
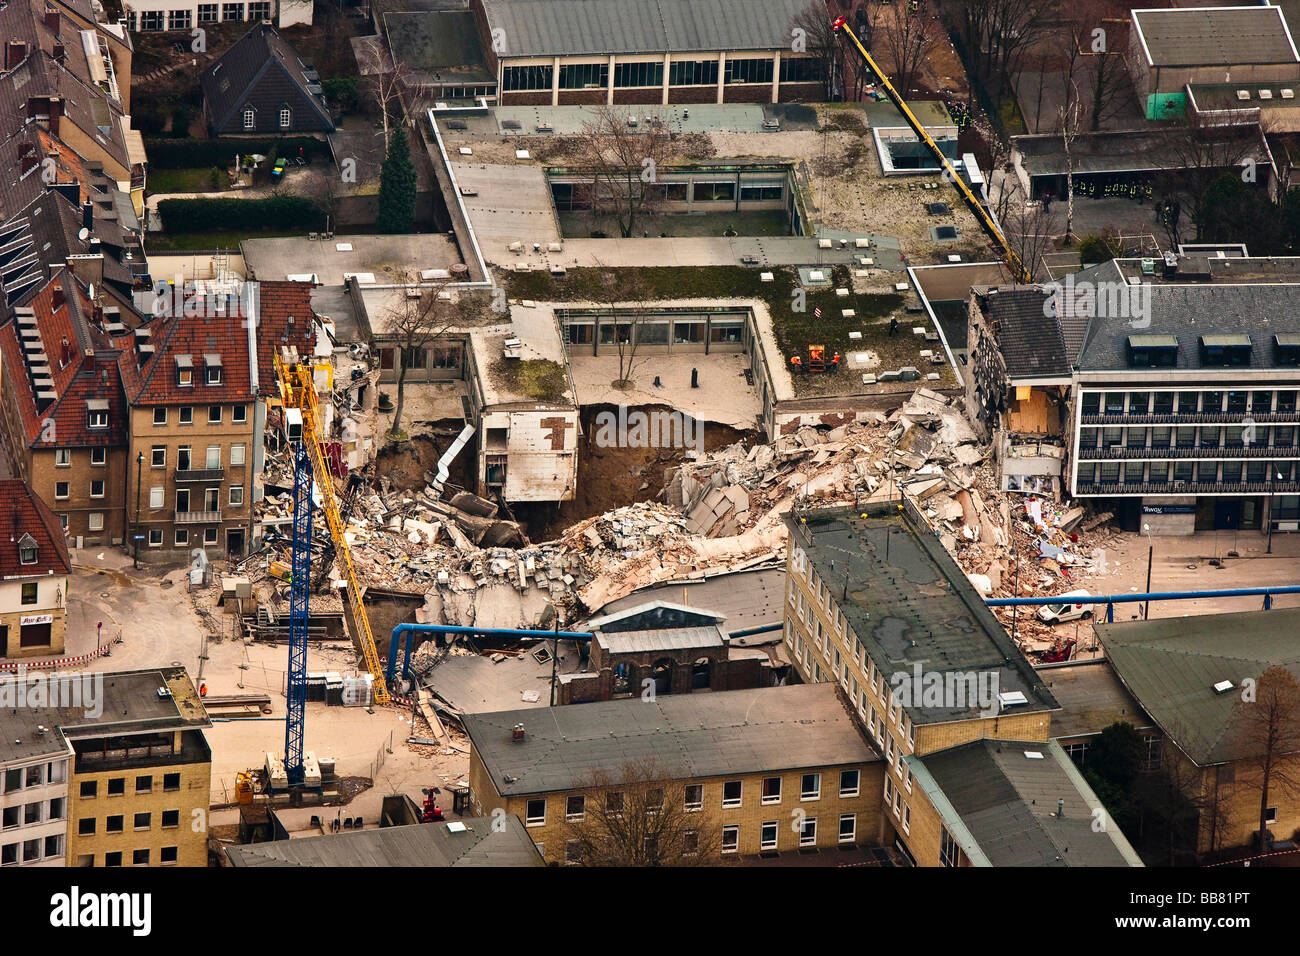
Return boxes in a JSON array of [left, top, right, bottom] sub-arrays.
[[1129, 6, 1300, 118], [224, 815, 544, 866], [1098, 607, 1300, 854], [903, 738, 1144, 867], [473, 0, 826, 107], [0, 665, 212, 867], [122, 0, 312, 33], [464, 682, 884, 863]]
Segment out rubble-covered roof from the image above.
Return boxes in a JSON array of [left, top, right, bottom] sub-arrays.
[[909, 739, 1144, 867], [464, 683, 878, 796], [224, 817, 544, 867], [786, 504, 1058, 725], [1097, 608, 1300, 766], [980, 287, 1070, 380]]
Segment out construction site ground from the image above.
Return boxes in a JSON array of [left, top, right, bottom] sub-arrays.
[[61, 552, 468, 809]]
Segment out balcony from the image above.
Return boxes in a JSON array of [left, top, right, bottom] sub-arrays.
[[174, 467, 224, 483], [174, 510, 221, 524]]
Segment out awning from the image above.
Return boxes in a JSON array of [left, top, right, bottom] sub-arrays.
[[85, 399, 109, 411], [1200, 334, 1251, 347], [203, 353, 223, 367], [175, 353, 193, 368]]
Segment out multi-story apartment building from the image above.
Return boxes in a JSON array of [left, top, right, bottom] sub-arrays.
[[464, 684, 883, 864], [0, 271, 131, 549], [1065, 256, 1300, 535], [0, 480, 72, 659], [0, 707, 72, 866], [3, 665, 210, 868], [117, 310, 256, 563], [61, 667, 211, 867]]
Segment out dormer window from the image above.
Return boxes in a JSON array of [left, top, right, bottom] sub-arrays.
[[176, 354, 194, 387], [87, 399, 109, 429], [204, 353, 223, 385], [1200, 334, 1252, 367], [17, 533, 37, 565]]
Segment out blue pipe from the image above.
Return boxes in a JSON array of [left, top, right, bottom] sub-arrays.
[[985, 585, 1300, 607], [387, 624, 594, 684]]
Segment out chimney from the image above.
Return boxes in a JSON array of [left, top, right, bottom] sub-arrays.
[[60, 335, 72, 367], [6, 39, 28, 71], [19, 152, 37, 177], [44, 7, 59, 35], [52, 284, 65, 312], [511, 722, 526, 742], [82, 200, 93, 231], [48, 96, 61, 136], [52, 41, 64, 63]]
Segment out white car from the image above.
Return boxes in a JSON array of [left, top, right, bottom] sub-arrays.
[[1037, 590, 1092, 624]]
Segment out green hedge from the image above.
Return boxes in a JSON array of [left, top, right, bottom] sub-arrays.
[[144, 137, 331, 169], [156, 195, 324, 233]]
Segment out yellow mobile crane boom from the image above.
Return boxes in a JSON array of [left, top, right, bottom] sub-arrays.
[[276, 352, 390, 704], [831, 15, 1033, 283]]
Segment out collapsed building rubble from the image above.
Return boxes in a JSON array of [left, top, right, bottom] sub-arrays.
[[241, 385, 1126, 676]]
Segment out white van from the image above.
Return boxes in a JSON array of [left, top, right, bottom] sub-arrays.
[[1037, 589, 1092, 624]]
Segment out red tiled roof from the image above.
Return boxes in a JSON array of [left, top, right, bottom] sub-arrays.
[[255, 280, 317, 395], [0, 480, 72, 579], [0, 270, 128, 448], [116, 308, 256, 406]]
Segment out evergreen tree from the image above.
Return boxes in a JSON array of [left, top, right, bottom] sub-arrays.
[[377, 128, 416, 234]]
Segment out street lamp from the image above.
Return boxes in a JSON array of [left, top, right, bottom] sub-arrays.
[[133, 451, 143, 570], [1142, 522, 1153, 620]]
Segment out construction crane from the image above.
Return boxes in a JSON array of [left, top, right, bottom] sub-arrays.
[[284, 421, 311, 785], [276, 352, 390, 709], [830, 15, 1033, 283]]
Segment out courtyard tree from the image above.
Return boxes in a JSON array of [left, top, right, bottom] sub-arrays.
[[865, 0, 940, 96], [791, 1, 841, 101], [1230, 665, 1300, 849], [571, 106, 674, 238], [564, 762, 720, 866], [377, 127, 417, 234], [384, 273, 458, 441], [590, 262, 655, 389]]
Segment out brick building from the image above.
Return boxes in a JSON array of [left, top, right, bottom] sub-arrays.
[[464, 683, 883, 863]]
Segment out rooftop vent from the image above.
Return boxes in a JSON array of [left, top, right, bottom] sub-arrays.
[[1259, 89, 1273, 100], [1237, 89, 1251, 101], [511, 722, 526, 742], [997, 691, 1028, 708], [1284, 89, 1295, 100], [1213, 679, 1236, 694]]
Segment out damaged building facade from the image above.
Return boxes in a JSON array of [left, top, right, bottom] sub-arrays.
[[965, 286, 1070, 498]]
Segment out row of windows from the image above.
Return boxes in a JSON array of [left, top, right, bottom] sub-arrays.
[[54, 448, 108, 467], [549, 814, 859, 862], [243, 106, 294, 131], [1081, 389, 1299, 417], [524, 771, 861, 826], [0, 834, 62, 864], [503, 56, 819, 91], [563, 317, 744, 347], [73, 846, 178, 866], [144, 527, 227, 548], [152, 443, 248, 469], [79, 774, 181, 799], [53, 479, 107, 500], [153, 404, 246, 426], [1079, 425, 1299, 450], [1, 798, 64, 829], [1, 763, 65, 792], [146, 485, 244, 511], [132, 4, 267, 31], [1080, 460, 1297, 486], [76, 809, 182, 835]]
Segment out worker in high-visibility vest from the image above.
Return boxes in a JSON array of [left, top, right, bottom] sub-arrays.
[[790, 354, 803, 369]]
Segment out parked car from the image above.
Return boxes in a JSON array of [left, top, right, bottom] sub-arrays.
[[1037, 589, 1092, 624]]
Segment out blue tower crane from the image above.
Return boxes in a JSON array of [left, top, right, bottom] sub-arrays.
[[284, 435, 313, 786]]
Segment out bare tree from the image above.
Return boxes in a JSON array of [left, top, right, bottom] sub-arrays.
[[1002, 197, 1055, 280], [354, 35, 411, 149], [590, 262, 655, 389], [570, 107, 675, 239], [791, 1, 840, 101], [1230, 666, 1300, 850], [1152, 123, 1261, 245], [383, 273, 459, 441], [1057, 78, 1083, 244], [1051, 1, 1129, 133], [563, 762, 721, 866], [947, 0, 1056, 100], [865, 0, 940, 96]]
